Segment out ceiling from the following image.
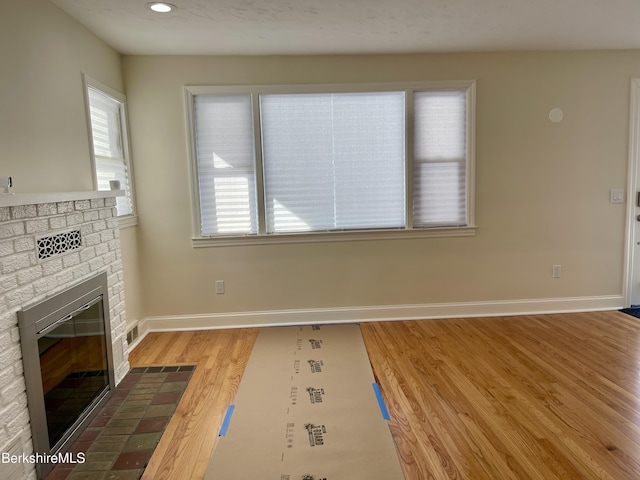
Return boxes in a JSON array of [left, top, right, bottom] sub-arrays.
[[51, 0, 640, 56]]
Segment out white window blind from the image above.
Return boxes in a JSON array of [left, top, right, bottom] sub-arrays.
[[260, 92, 406, 233], [87, 87, 133, 217], [193, 94, 258, 236], [413, 89, 467, 227], [187, 82, 474, 243]]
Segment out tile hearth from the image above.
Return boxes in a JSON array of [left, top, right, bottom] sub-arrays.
[[45, 365, 195, 480]]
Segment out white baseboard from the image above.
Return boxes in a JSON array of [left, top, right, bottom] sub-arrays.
[[139, 295, 624, 332]]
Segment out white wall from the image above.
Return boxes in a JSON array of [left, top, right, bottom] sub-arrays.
[[1, 1, 635, 330], [0, 0, 118, 192], [0, 0, 143, 329], [122, 52, 633, 325]]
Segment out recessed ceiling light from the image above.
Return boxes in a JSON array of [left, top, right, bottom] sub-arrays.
[[146, 2, 176, 13]]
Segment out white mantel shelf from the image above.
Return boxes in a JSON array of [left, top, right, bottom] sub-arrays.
[[0, 190, 123, 208]]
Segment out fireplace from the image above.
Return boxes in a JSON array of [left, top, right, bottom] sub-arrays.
[[0, 191, 129, 480], [18, 272, 115, 479]]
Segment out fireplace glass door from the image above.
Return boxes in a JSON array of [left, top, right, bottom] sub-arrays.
[[39, 294, 109, 448], [18, 272, 115, 479]]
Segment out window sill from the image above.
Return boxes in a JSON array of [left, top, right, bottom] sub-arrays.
[[118, 215, 138, 229], [192, 225, 477, 247]]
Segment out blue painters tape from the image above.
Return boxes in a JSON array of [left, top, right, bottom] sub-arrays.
[[219, 405, 235, 436], [372, 383, 391, 421]]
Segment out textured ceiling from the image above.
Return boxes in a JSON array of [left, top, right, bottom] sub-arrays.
[[51, 0, 640, 55]]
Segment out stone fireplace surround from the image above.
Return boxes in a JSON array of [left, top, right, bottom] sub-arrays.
[[0, 191, 130, 480]]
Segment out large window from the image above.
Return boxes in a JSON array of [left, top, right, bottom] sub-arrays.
[[84, 76, 136, 222], [187, 82, 475, 245]]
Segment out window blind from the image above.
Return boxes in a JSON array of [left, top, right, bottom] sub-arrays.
[[189, 83, 473, 240], [412, 89, 467, 227], [260, 92, 405, 234], [193, 94, 258, 236], [87, 87, 133, 216]]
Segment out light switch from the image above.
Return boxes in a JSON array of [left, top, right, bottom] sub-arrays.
[[610, 189, 625, 204]]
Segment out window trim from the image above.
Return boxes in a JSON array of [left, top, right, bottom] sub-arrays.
[[83, 74, 138, 228], [185, 80, 476, 246]]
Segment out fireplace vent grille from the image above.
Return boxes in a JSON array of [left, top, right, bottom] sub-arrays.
[[37, 230, 82, 260]]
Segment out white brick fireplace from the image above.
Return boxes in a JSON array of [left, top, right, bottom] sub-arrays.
[[0, 191, 130, 480]]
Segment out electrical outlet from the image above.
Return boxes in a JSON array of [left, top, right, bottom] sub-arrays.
[[552, 265, 562, 278], [216, 280, 225, 294]]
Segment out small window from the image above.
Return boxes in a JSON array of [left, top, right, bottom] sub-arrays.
[[193, 94, 258, 235], [84, 76, 136, 219], [413, 90, 468, 227]]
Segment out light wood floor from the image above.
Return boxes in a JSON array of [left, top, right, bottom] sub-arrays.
[[129, 311, 640, 479]]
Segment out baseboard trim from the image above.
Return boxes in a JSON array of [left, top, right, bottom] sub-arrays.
[[140, 295, 624, 332]]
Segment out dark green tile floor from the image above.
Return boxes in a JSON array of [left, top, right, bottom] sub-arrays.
[[45, 366, 195, 480]]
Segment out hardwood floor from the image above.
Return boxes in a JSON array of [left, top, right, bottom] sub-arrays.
[[128, 311, 640, 479], [129, 328, 259, 480]]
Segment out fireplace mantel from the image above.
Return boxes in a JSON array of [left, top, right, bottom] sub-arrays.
[[0, 190, 123, 208]]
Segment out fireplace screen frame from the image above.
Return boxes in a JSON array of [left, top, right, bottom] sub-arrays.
[[18, 272, 115, 479]]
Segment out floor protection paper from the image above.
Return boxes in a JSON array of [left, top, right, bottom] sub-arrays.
[[205, 323, 405, 480]]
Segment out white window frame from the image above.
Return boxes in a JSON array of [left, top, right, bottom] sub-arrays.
[[83, 74, 137, 228], [185, 81, 476, 247]]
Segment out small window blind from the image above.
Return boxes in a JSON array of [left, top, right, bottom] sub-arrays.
[[193, 94, 258, 236], [87, 87, 133, 217], [413, 90, 467, 227], [260, 92, 406, 234]]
